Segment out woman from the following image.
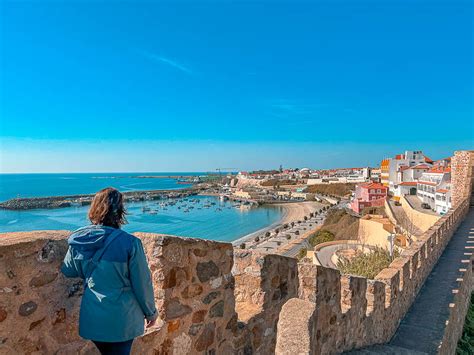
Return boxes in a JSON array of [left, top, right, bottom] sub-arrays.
[[61, 187, 158, 355]]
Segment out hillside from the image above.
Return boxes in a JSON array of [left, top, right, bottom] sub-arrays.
[[306, 183, 355, 197], [320, 209, 359, 240]]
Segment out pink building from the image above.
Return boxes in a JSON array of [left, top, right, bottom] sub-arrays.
[[350, 182, 388, 214]]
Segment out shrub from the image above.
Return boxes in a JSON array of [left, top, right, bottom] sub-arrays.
[[304, 216, 308, 221], [286, 235, 291, 240], [295, 230, 300, 235], [254, 236, 260, 242], [240, 243, 246, 249], [277, 241, 282, 246], [297, 248, 307, 260], [265, 231, 271, 238], [457, 292, 474, 354], [308, 229, 335, 247], [336, 247, 400, 279]]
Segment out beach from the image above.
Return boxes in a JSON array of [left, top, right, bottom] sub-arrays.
[[232, 201, 326, 247]]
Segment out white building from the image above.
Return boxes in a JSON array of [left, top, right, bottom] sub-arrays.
[[417, 167, 451, 214], [387, 151, 433, 194]]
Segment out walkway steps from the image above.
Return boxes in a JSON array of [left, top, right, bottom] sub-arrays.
[[348, 207, 474, 354]]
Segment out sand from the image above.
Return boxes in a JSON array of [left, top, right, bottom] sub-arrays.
[[232, 201, 325, 247]]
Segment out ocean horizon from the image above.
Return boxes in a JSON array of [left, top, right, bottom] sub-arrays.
[[0, 173, 282, 241]]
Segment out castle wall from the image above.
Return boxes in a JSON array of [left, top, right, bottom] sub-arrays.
[[0, 232, 237, 354], [1, 151, 473, 354], [276, 198, 470, 353], [452, 150, 474, 208]]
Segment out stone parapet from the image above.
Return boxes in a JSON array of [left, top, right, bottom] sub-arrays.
[[0, 232, 236, 354], [275, 197, 470, 354], [452, 150, 474, 208]]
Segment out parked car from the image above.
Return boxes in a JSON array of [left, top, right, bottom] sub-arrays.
[[421, 203, 431, 209], [394, 201, 402, 206]]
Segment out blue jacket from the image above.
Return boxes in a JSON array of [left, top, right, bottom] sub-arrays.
[[61, 225, 158, 342]]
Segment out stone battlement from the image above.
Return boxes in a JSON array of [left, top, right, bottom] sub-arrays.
[[276, 197, 470, 354], [0, 150, 473, 354], [0, 198, 469, 354]]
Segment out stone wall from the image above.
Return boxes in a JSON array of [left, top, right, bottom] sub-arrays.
[[232, 251, 299, 354], [275, 198, 470, 354], [0, 232, 237, 354], [1, 152, 473, 354], [452, 150, 474, 208]]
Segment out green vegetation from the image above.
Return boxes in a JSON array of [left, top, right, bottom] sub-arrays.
[[457, 293, 474, 354], [306, 183, 355, 197], [336, 247, 399, 279], [297, 248, 308, 261], [308, 229, 335, 247]]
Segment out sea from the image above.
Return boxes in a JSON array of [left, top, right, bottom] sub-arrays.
[[0, 173, 283, 241]]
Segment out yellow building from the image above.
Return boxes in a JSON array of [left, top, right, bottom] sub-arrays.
[[380, 158, 390, 187]]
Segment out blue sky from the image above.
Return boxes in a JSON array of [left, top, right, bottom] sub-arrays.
[[1, 0, 472, 172]]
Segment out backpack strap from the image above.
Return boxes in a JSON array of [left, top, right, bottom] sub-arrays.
[[85, 229, 123, 282]]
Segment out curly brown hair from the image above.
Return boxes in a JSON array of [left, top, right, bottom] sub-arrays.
[[88, 187, 127, 228]]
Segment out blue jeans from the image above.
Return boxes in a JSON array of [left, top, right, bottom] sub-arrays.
[[92, 339, 134, 355]]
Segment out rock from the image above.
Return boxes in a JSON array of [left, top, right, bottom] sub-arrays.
[[52, 308, 66, 325], [181, 284, 203, 299], [29, 272, 58, 287], [209, 301, 224, 318], [192, 310, 207, 323], [6, 270, 15, 279], [167, 319, 180, 333], [189, 323, 203, 336], [164, 268, 187, 289], [19, 301, 38, 317], [0, 307, 7, 322], [166, 298, 192, 320], [193, 249, 208, 257], [195, 323, 216, 351], [29, 317, 45, 330], [203, 291, 220, 305], [196, 261, 219, 282]]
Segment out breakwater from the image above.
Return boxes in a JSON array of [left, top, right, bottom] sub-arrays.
[[0, 187, 202, 211]]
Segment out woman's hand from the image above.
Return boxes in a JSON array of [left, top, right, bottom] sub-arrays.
[[146, 318, 156, 329]]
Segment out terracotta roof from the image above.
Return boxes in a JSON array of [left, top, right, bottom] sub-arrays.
[[399, 182, 418, 186], [428, 167, 451, 174], [423, 155, 434, 163], [412, 164, 431, 169], [360, 182, 387, 190], [418, 181, 437, 186]]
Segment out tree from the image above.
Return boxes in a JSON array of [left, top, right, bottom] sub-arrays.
[[308, 230, 335, 247]]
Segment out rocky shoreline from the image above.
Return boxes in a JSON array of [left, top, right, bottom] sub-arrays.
[[0, 187, 202, 211]]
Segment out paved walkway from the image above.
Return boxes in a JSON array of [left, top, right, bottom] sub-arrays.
[[350, 207, 474, 354]]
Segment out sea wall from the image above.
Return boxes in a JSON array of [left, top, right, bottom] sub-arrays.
[[275, 197, 470, 354]]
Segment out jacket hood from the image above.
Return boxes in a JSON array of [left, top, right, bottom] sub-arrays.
[[68, 225, 119, 252]]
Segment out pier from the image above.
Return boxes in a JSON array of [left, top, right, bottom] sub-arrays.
[[0, 187, 202, 211]]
